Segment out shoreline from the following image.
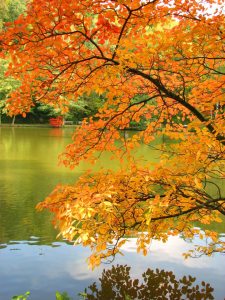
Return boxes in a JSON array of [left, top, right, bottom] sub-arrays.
[[0, 123, 78, 128], [0, 123, 145, 130]]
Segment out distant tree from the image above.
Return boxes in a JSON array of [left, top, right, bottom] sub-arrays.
[[66, 92, 106, 122], [0, 0, 8, 30], [0, 59, 20, 124], [0, 0, 26, 29]]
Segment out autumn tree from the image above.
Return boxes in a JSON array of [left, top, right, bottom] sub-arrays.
[[2, 0, 225, 267]]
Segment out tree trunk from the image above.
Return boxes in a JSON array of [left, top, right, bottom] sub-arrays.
[[11, 115, 16, 126]]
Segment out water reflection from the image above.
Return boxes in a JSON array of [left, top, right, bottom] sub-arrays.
[[83, 264, 214, 300], [0, 236, 73, 250], [1, 238, 224, 300], [0, 128, 225, 299]]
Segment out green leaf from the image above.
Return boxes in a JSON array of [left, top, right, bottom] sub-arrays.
[[55, 291, 72, 300]]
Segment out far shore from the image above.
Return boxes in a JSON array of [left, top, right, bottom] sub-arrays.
[[0, 123, 145, 130], [0, 123, 78, 128]]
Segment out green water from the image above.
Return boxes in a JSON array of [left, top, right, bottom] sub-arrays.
[[0, 127, 224, 299]]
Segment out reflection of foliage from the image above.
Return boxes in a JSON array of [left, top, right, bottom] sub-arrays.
[[9, 266, 215, 300], [83, 265, 214, 300]]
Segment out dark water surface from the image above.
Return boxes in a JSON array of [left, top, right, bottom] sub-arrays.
[[0, 127, 224, 299]]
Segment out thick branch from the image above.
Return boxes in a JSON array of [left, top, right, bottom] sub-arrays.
[[127, 67, 225, 145]]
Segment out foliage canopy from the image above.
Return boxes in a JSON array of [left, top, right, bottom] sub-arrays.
[[2, 0, 225, 267]]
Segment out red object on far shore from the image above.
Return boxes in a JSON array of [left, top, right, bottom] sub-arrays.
[[49, 117, 63, 127]]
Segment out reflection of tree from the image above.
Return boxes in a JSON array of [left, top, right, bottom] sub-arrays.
[[83, 265, 214, 300]]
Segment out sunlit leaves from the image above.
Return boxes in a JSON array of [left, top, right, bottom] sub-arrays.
[[37, 139, 225, 267]]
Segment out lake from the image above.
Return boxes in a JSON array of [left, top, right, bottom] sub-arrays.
[[0, 127, 224, 299]]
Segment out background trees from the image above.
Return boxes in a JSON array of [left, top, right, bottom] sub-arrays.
[[0, 0, 26, 124], [0, 0, 26, 29], [2, 0, 225, 267], [0, 58, 20, 124]]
